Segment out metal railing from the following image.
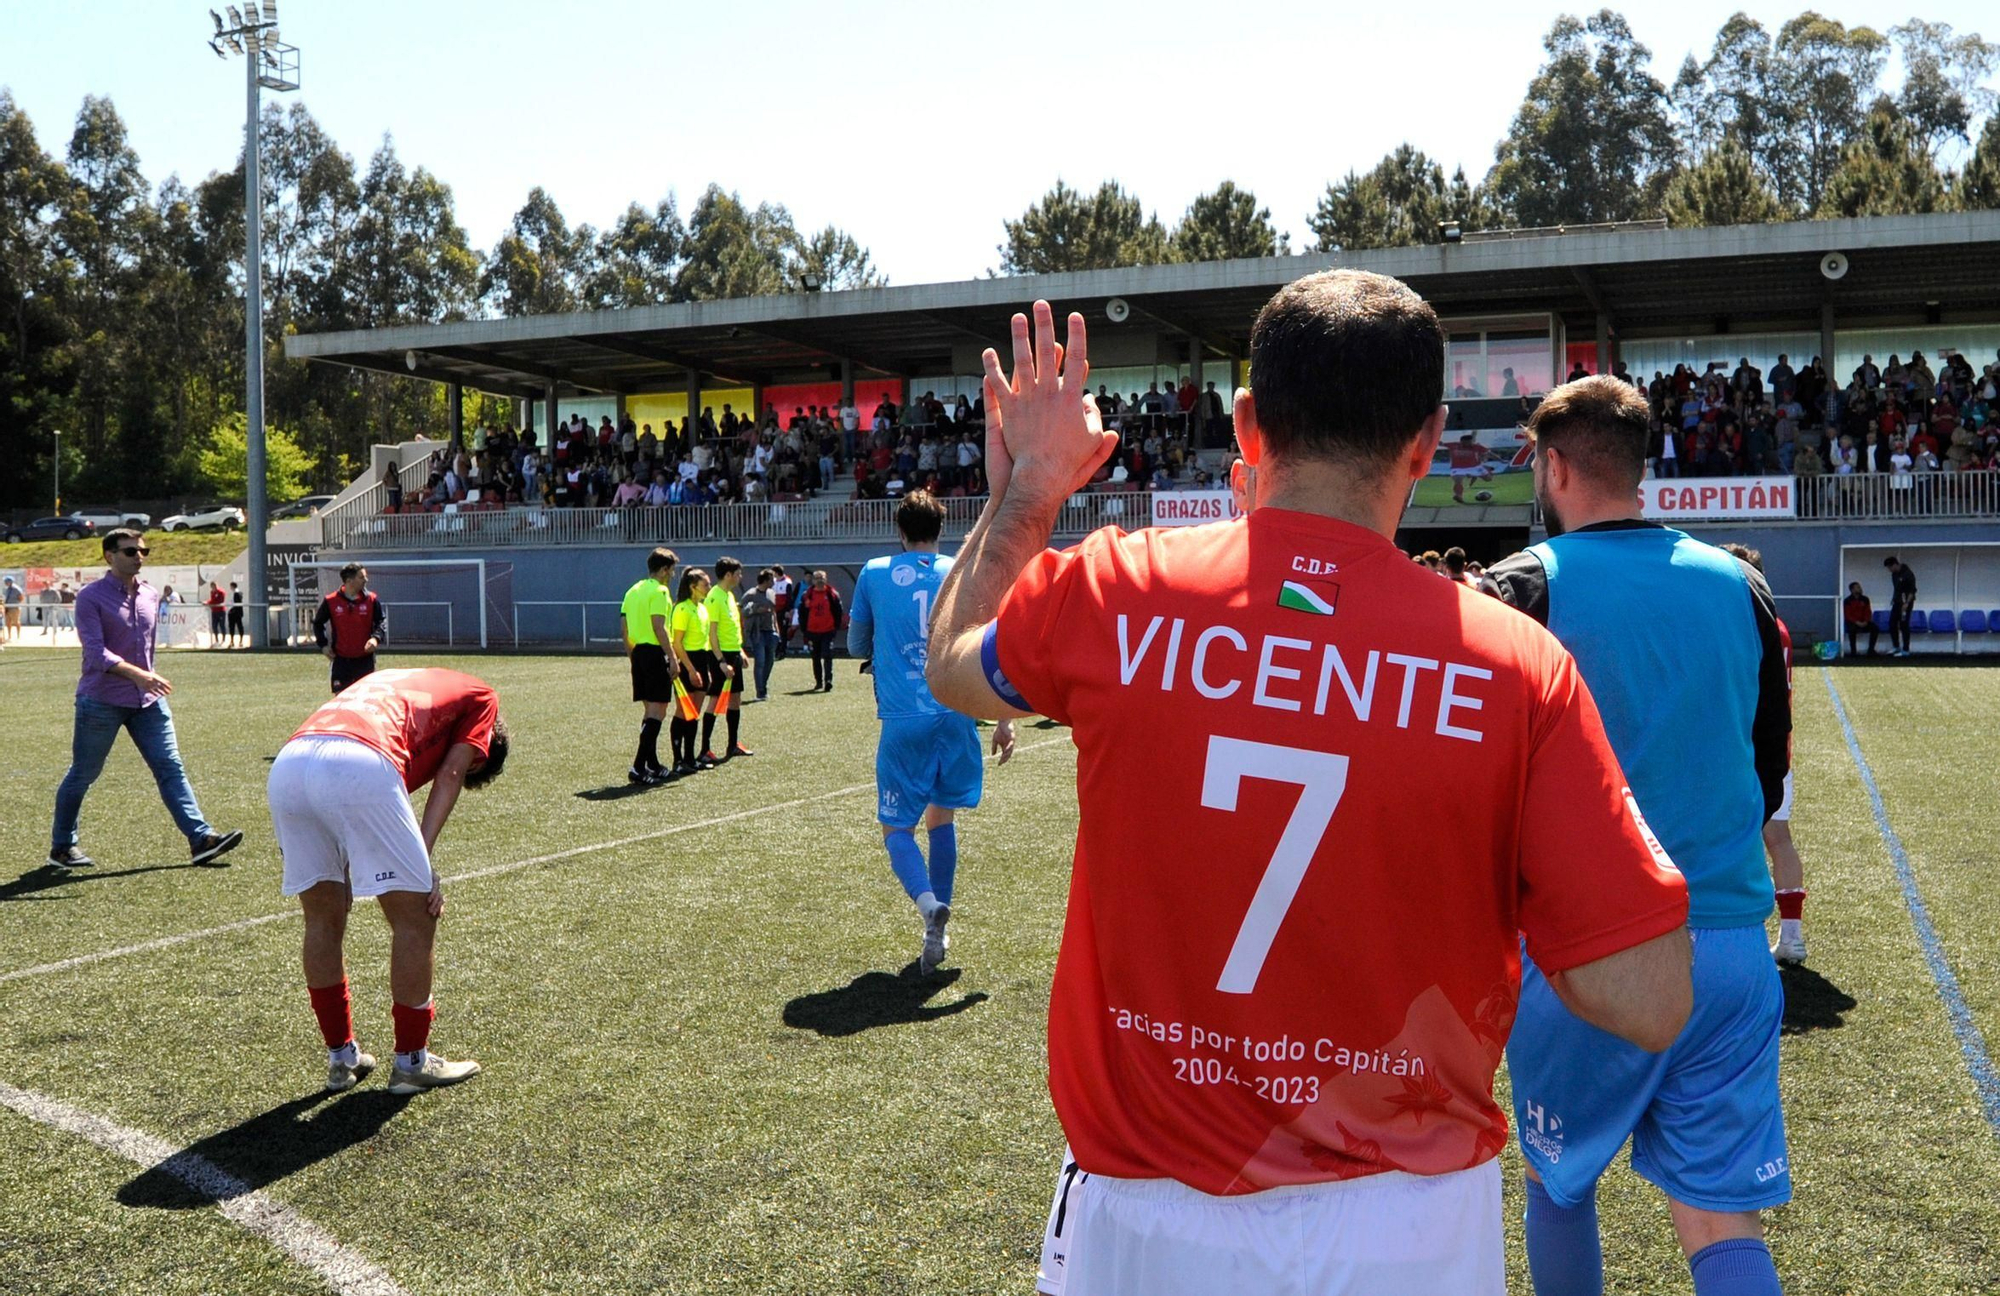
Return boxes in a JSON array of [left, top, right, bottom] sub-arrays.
[[322, 490, 1158, 551], [1791, 471, 2000, 519]]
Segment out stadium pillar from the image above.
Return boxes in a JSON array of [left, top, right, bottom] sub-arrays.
[[1820, 301, 1837, 383], [544, 384, 558, 445], [1188, 338, 1204, 449], [840, 358, 854, 404], [1595, 311, 1614, 377], [685, 369, 701, 439], [447, 383, 463, 449], [615, 392, 627, 430]]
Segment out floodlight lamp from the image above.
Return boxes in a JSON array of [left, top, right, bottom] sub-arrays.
[[800, 271, 824, 292], [210, 8, 224, 31], [406, 350, 420, 372], [210, 39, 225, 57], [225, 34, 243, 53], [266, 26, 280, 45], [1440, 219, 1463, 243], [227, 6, 244, 28]]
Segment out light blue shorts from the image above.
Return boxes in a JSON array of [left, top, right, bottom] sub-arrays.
[[876, 712, 984, 828], [1507, 924, 1791, 1212]]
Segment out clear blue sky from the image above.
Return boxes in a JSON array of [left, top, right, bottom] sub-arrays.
[[8, 1, 1996, 286]]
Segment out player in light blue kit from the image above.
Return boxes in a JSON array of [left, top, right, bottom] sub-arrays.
[[849, 489, 1015, 974], [1491, 378, 1795, 1296]]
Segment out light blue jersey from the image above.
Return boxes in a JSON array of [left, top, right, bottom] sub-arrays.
[[849, 551, 953, 720]]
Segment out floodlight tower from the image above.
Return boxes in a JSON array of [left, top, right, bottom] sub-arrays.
[[209, 3, 299, 648]]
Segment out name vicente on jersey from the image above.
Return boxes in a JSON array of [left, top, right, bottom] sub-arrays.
[[1114, 613, 1494, 742]]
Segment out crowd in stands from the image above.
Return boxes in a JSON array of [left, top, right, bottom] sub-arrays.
[[1628, 347, 2000, 482], [381, 376, 1237, 514]]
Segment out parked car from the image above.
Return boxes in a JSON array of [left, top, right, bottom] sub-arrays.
[[69, 508, 152, 530], [270, 495, 336, 520], [5, 516, 98, 543], [160, 504, 246, 532]]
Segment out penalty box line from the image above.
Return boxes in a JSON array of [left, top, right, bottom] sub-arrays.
[[1821, 668, 2000, 1138], [0, 1079, 412, 1296], [0, 735, 1071, 988]]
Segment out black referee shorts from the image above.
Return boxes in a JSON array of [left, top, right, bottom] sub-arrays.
[[330, 653, 376, 695], [682, 649, 719, 694], [630, 643, 673, 702]]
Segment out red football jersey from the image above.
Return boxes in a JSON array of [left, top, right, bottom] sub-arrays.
[[994, 509, 1687, 1195], [291, 667, 498, 792]]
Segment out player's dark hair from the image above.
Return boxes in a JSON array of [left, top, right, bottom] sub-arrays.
[[1421, 549, 1441, 565], [756, 567, 774, 584], [1719, 542, 1764, 574], [466, 715, 509, 789], [647, 546, 678, 575], [772, 564, 786, 575], [676, 569, 708, 602], [1249, 269, 1444, 470], [714, 556, 742, 579], [1883, 555, 1899, 568], [339, 562, 363, 581], [1443, 546, 1468, 575], [1526, 376, 1651, 492], [102, 528, 142, 554], [896, 489, 945, 543]]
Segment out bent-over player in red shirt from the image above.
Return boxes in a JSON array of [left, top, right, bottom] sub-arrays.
[[267, 668, 509, 1094]]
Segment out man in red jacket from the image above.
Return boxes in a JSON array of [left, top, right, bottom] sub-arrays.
[[798, 570, 845, 691], [311, 563, 386, 693]]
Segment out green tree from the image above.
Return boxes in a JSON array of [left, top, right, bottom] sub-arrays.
[[1661, 141, 1786, 227], [481, 185, 583, 316], [1818, 104, 1950, 217], [997, 180, 1170, 274], [1171, 182, 1288, 262], [1487, 10, 1678, 226], [789, 224, 884, 292], [580, 197, 685, 308], [197, 412, 314, 502], [0, 90, 76, 510], [1309, 146, 1489, 250], [1889, 20, 2000, 156], [1958, 115, 2000, 209], [1670, 15, 1803, 212], [1773, 14, 1887, 215], [56, 94, 152, 462], [674, 185, 796, 301]]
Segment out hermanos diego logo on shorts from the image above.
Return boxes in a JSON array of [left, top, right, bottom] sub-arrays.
[[1278, 577, 1339, 617]]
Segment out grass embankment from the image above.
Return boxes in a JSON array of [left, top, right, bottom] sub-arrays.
[[0, 532, 248, 569]]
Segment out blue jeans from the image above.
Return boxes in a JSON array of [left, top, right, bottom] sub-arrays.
[[748, 631, 776, 699], [52, 696, 213, 850]]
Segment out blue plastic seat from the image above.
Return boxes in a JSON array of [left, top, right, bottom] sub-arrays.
[[1929, 610, 1956, 634], [1989, 610, 2000, 633], [1960, 610, 1989, 634], [1909, 612, 1928, 633], [1872, 609, 1891, 632]]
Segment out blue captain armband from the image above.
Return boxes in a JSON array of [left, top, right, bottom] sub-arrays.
[[980, 621, 1033, 713]]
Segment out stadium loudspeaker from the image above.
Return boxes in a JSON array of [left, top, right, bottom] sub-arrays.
[[1820, 252, 1849, 281], [1105, 297, 1130, 324]]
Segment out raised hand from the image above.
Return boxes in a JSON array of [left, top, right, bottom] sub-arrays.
[[980, 301, 1116, 506]]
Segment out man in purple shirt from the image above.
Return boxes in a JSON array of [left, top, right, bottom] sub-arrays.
[[48, 529, 243, 872]]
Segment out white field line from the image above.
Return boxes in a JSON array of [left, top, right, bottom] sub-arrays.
[[0, 734, 1071, 987], [0, 1080, 412, 1296]]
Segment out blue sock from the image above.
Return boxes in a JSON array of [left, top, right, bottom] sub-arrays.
[[1523, 1177, 1603, 1296], [927, 824, 958, 906], [1688, 1239, 1782, 1296], [883, 830, 932, 906]]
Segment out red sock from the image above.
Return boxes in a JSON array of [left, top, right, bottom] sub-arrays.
[[1776, 889, 1807, 921], [392, 1000, 435, 1056], [307, 980, 353, 1050]]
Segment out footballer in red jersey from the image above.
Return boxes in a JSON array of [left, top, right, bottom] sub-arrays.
[[927, 285, 1691, 1295], [270, 668, 508, 1096]]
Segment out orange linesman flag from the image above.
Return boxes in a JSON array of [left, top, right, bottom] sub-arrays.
[[673, 674, 700, 721]]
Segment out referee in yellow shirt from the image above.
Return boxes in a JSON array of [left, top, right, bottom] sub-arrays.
[[668, 569, 715, 775], [702, 557, 754, 761], [620, 547, 677, 784]]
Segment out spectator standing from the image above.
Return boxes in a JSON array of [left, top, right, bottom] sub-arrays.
[[49, 530, 244, 872], [206, 582, 227, 647], [1, 576, 20, 644], [227, 581, 246, 647], [798, 570, 844, 691], [770, 565, 797, 657], [740, 569, 779, 702], [1884, 556, 1917, 657], [1843, 581, 1877, 656], [312, 563, 387, 694]]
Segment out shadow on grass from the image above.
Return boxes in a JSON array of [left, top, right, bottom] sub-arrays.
[[782, 963, 989, 1038], [118, 1087, 414, 1209], [1780, 963, 1857, 1035], [575, 780, 665, 801], [0, 859, 229, 903]]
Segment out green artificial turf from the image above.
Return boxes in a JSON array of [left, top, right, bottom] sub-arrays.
[[0, 649, 1994, 1294]]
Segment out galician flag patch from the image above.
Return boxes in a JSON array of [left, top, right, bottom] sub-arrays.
[[1278, 578, 1339, 616]]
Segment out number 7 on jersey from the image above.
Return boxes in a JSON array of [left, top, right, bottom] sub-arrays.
[[1201, 736, 1350, 995]]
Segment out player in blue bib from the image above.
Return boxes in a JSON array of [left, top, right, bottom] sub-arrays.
[[1491, 379, 1793, 1296], [849, 490, 1015, 975]]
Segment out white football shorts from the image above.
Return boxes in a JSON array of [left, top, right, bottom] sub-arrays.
[[1772, 771, 1794, 823], [269, 734, 432, 898], [1037, 1145, 1502, 1296]]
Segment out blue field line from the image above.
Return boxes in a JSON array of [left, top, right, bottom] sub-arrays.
[[1821, 667, 2000, 1138]]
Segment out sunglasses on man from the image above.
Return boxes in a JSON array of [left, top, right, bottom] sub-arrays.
[[119, 546, 151, 557]]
